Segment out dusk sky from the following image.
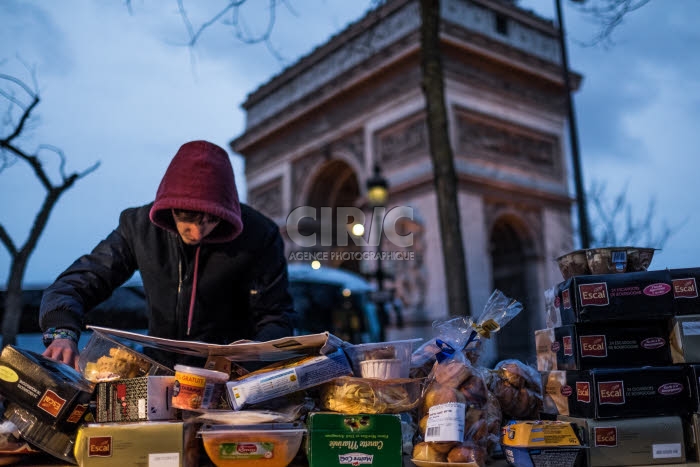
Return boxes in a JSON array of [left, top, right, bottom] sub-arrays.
[[1, 0, 698, 287]]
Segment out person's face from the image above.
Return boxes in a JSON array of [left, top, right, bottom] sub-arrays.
[[172, 209, 221, 245]]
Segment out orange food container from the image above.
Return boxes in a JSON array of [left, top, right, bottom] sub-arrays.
[[199, 423, 305, 467]]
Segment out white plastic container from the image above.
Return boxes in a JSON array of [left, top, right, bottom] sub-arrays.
[[344, 339, 421, 379], [359, 358, 403, 379], [172, 364, 229, 410]]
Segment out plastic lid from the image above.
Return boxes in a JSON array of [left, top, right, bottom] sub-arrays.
[[174, 364, 229, 381]]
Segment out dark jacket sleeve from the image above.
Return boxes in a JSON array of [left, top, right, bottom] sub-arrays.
[[248, 225, 295, 342], [39, 210, 139, 337]]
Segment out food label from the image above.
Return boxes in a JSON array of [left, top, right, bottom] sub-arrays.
[[66, 403, 88, 423], [594, 427, 617, 447], [0, 366, 18, 383], [88, 436, 112, 457], [580, 335, 607, 357], [37, 389, 66, 417], [425, 402, 466, 442], [579, 283, 609, 307], [339, 453, 374, 465], [576, 382, 590, 403], [172, 370, 208, 410], [644, 283, 672, 297], [563, 336, 573, 356], [673, 278, 698, 298], [641, 337, 665, 349], [658, 382, 684, 396], [217, 442, 274, 459], [653, 443, 683, 459], [598, 381, 625, 405], [562, 290, 571, 309]]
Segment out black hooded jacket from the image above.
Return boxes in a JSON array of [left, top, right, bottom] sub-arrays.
[[39, 141, 293, 365]]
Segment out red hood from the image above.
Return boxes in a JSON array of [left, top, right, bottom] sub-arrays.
[[149, 140, 243, 243]]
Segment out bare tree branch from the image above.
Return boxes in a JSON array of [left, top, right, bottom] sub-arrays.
[[1, 66, 101, 344], [587, 178, 684, 248], [573, 0, 652, 47]]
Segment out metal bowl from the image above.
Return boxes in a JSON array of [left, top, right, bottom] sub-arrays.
[[556, 249, 590, 280]]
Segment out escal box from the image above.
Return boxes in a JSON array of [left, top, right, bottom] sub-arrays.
[[306, 413, 402, 467], [556, 270, 674, 324], [74, 421, 184, 466], [552, 320, 672, 370], [558, 415, 686, 466], [0, 345, 94, 431], [543, 367, 691, 419]]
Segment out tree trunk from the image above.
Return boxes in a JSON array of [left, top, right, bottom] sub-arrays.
[[419, 0, 471, 318], [2, 255, 29, 346]]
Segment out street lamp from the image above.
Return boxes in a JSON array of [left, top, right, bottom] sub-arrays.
[[366, 164, 389, 341], [555, 0, 591, 248]]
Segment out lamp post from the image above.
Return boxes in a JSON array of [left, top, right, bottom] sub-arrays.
[[366, 164, 389, 341], [555, 0, 591, 248]]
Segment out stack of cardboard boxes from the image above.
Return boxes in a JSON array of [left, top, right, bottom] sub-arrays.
[[537, 267, 700, 466]]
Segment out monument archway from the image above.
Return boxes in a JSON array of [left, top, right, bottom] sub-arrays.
[[489, 214, 539, 363]]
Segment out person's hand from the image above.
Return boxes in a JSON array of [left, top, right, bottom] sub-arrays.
[[43, 339, 80, 370]]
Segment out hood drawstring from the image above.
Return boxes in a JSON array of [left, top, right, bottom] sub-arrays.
[[186, 245, 201, 336]]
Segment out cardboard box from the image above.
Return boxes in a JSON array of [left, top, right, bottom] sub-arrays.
[[95, 376, 178, 422], [226, 349, 352, 410], [0, 345, 94, 430], [671, 315, 700, 363], [503, 446, 585, 467], [670, 268, 700, 315], [545, 367, 691, 419], [556, 270, 674, 324], [74, 421, 183, 466], [558, 415, 686, 466], [306, 413, 402, 467], [553, 320, 672, 370], [502, 420, 581, 447]]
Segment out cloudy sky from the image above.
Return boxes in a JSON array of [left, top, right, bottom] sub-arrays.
[[0, 0, 698, 287]]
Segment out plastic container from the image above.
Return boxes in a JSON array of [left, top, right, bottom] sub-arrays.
[[172, 365, 229, 410], [359, 358, 402, 379], [79, 332, 173, 382], [556, 249, 590, 279], [585, 246, 656, 275], [199, 423, 305, 467], [319, 376, 423, 414], [344, 339, 421, 379]]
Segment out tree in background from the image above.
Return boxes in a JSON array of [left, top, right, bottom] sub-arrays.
[[0, 67, 99, 346]]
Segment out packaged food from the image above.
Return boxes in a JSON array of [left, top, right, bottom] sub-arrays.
[[344, 339, 421, 379], [0, 345, 94, 430], [319, 376, 423, 414], [199, 423, 305, 467], [172, 365, 229, 411], [79, 332, 173, 382]]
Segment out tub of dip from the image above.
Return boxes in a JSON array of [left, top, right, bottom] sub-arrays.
[[172, 365, 229, 410]]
